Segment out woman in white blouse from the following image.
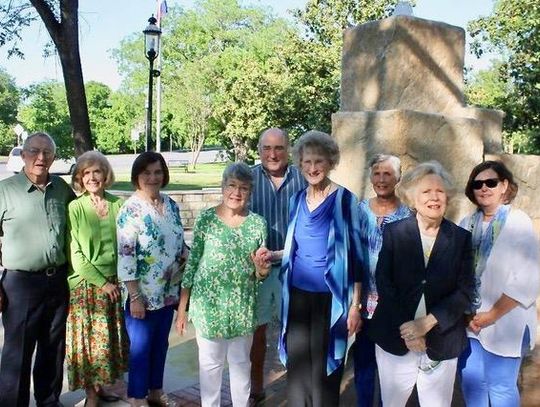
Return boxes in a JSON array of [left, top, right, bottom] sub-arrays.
[[459, 160, 540, 407]]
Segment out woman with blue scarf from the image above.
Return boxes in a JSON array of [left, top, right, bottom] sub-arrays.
[[353, 154, 411, 407], [277, 130, 363, 406], [460, 160, 540, 407]]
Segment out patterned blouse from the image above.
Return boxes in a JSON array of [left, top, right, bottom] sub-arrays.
[[182, 207, 267, 339], [358, 198, 411, 318], [117, 193, 184, 310]]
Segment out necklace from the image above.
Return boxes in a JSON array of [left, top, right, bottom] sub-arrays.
[[306, 182, 332, 206], [90, 195, 108, 219], [143, 193, 163, 213]]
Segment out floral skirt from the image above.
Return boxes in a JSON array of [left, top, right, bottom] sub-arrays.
[[66, 278, 129, 390]]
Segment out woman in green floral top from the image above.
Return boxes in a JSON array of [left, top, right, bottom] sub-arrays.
[[177, 162, 270, 407]]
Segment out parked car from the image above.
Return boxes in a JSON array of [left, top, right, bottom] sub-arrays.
[[6, 146, 76, 175]]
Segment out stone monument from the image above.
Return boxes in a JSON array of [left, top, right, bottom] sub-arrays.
[[331, 14, 540, 229]]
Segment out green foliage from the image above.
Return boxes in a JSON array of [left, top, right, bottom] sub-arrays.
[[94, 90, 145, 153], [465, 63, 510, 108], [112, 0, 402, 159], [18, 80, 139, 156], [0, 68, 20, 153], [468, 0, 540, 153], [19, 81, 73, 158]]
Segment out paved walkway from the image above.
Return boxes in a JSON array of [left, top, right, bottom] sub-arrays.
[[1, 320, 540, 406]]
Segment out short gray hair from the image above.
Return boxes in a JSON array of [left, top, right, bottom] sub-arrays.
[[72, 151, 115, 193], [369, 154, 402, 181], [257, 128, 289, 152], [292, 130, 340, 169], [397, 161, 456, 208], [23, 132, 57, 154], [222, 162, 253, 188]]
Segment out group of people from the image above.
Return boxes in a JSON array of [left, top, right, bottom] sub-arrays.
[[0, 129, 537, 407]]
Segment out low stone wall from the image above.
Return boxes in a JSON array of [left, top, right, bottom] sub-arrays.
[[111, 189, 222, 228]]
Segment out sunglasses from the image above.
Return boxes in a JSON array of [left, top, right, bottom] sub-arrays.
[[472, 178, 499, 190]]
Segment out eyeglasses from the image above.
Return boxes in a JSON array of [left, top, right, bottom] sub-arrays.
[[224, 183, 250, 195], [472, 178, 499, 190], [24, 148, 54, 158]]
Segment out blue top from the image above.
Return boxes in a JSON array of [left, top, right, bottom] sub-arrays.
[[279, 186, 364, 374], [250, 164, 306, 251], [358, 199, 411, 318], [291, 190, 337, 292]]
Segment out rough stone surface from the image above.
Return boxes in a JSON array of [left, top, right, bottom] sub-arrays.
[[334, 14, 540, 231], [341, 16, 465, 115], [461, 107, 505, 154], [486, 153, 540, 227], [331, 110, 481, 222]]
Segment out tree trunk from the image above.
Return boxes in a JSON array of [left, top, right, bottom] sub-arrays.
[[30, 0, 93, 156]]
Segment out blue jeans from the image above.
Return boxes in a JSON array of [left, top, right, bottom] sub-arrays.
[[124, 304, 175, 398], [460, 329, 529, 407], [353, 325, 381, 407]]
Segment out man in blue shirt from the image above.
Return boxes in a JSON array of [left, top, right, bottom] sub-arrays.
[[249, 128, 306, 403]]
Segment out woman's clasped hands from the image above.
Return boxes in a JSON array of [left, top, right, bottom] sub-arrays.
[[251, 247, 272, 280]]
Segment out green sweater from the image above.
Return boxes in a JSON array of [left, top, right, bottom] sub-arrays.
[[67, 192, 124, 290]]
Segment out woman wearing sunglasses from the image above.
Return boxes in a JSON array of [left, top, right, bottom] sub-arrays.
[[459, 160, 539, 407]]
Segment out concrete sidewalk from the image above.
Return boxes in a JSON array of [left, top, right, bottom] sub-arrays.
[[1, 319, 540, 406]]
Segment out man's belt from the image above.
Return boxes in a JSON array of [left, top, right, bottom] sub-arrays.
[[7, 264, 67, 277]]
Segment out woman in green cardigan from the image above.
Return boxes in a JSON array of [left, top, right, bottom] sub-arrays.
[[66, 151, 128, 407]]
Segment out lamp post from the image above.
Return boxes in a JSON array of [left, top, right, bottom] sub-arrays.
[[143, 15, 162, 151]]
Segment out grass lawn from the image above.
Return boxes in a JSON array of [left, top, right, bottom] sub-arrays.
[[109, 162, 227, 191]]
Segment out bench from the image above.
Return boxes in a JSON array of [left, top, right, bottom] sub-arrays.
[[167, 159, 189, 172]]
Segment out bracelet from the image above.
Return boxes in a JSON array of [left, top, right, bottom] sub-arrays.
[[130, 291, 142, 303], [255, 270, 269, 281], [350, 302, 362, 311]]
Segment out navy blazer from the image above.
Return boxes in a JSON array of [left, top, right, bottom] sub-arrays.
[[368, 216, 474, 360]]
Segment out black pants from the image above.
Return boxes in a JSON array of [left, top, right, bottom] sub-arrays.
[[0, 268, 69, 407], [286, 287, 344, 407]]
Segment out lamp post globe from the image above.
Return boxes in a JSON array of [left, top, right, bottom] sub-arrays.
[[143, 15, 162, 151]]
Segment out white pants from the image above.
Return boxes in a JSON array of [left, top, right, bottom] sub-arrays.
[[375, 345, 457, 407], [196, 333, 254, 407]]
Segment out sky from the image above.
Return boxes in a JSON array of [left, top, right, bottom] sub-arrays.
[[0, 0, 495, 90]]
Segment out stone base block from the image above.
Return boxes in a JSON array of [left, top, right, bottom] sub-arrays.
[[487, 153, 540, 234], [331, 109, 483, 222]]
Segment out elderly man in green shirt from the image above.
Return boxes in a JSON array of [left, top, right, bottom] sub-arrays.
[[0, 132, 75, 407]]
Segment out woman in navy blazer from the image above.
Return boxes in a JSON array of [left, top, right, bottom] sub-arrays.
[[368, 161, 474, 407]]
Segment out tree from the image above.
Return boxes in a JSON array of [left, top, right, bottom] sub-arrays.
[[0, 68, 20, 154], [94, 90, 145, 154], [19, 80, 73, 157], [113, 0, 404, 160], [468, 0, 540, 153], [0, 0, 93, 155]]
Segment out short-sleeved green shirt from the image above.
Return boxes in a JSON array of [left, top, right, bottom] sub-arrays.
[[0, 172, 75, 271], [182, 207, 267, 339]]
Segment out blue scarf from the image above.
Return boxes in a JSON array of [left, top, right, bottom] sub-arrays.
[[466, 204, 510, 311]]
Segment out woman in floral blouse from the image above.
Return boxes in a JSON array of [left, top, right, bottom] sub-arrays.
[[176, 162, 270, 407], [117, 152, 188, 407]]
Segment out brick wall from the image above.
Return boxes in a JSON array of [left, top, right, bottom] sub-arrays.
[[111, 189, 222, 229]]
